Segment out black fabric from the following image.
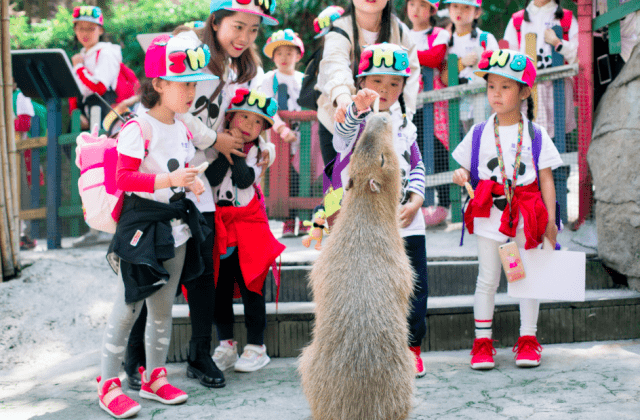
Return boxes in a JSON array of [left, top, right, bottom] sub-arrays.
[[204, 154, 230, 187], [214, 250, 266, 345], [107, 194, 211, 303], [229, 154, 256, 189], [404, 235, 429, 347], [79, 90, 117, 120], [319, 122, 337, 166]]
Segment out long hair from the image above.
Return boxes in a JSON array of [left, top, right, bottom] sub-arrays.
[[197, 11, 261, 84], [525, 0, 563, 22], [346, 1, 395, 77]]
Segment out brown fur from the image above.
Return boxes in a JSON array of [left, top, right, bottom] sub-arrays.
[[298, 114, 415, 420]]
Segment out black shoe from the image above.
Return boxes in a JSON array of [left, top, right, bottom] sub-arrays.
[[124, 341, 145, 391], [186, 340, 226, 388]]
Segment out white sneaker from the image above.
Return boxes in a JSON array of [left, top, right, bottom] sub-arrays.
[[212, 340, 238, 371], [234, 344, 271, 372]]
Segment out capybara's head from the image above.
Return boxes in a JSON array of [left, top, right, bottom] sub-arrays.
[[347, 113, 400, 204]]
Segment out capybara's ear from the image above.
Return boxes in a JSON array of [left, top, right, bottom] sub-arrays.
[[346, 178, 354, 191], [369, 179, 381, 193]]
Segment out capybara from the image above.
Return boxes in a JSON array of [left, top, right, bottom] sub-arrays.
[[298, 113, 415, 420]]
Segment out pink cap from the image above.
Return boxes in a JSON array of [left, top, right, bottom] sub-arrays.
[[145, 31, 218, 82]]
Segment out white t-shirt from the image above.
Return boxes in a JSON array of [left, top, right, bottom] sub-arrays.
[[448, 29, 498, 80], [117, 112, 196, 246], [408, 27, 450, 51], [452, 113, 563, 242], [360, 28, 379, 46]]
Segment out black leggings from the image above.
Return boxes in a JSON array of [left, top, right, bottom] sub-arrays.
[[405, 235, 429, 348]]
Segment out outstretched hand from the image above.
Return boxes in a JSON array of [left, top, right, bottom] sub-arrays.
[[214, 131, 246, 165], [352, 88, 379, 112]]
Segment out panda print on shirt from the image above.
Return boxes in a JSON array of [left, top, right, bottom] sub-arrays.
[[167, 158, 186, 203], [193, 93, 222, 126], [485, 157, 527, 211]]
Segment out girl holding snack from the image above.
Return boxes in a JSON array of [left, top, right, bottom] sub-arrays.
[[98, 31, 214, 418], [451, 49, 563, 370], [332, 43, 429, 378]]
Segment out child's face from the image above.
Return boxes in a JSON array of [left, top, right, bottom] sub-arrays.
[[361, 74, 405, 111], [231, 111, 266, 143], [155, 80, 197, 114], [213, 12, 261, 58], [486, 74, 529, 117], [448, 3, 481, 27], [352, 0, 389, 16], [74, 21, 103, 50], [406, 0, 435, 29], [272, 45, 301, 75]]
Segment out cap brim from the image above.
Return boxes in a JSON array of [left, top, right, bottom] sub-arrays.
[[224, 8, 279, 25], [263, 40, 299, 58], [474, 69, 530, 87], [161, 73, 219, 82], [357, 71, 410, 78], [73, 16, 103, 25], [227, 108, 274, 127], [314, 28, 330, 39]]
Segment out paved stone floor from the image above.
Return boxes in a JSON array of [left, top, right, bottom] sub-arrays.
[[1, 339, 638, 420]]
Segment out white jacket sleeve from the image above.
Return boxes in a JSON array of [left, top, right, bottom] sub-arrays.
[[558, 16, 579, 65], [176, 112, 218, 150], [317, 22, 356, 107], [258, 136, 276, 168]]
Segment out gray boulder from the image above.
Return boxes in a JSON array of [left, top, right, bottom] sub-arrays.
[[588, 43, 640, 289]]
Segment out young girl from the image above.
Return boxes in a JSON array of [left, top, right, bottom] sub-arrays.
[[98, 31, 215, 418], [71, 5, 121, 126], [316, 0, 420, 166], [261, 29, 308, 236], [203, 88, 286, 373], [406, 0, 452, 223], [444, 0, 498, 134], [332, 43, 429, 378], [503, 0, 578, 140], [451, 49, 563, 370]]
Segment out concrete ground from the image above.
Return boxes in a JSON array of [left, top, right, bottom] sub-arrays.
[[1, 339, 639, 420]]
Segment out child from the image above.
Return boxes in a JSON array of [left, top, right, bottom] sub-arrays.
[[261, 29, 307, 237], [97, 31, 215, 418], [316, 0, 420, 166], [503, 0, 578, 141], [443, 0, 498, 134], [71, 5, 121, 126], [332, 43, 429, 378], [406, 0, 452, 224], [203, 88, 286, 373], [451, 49, 563, 370]]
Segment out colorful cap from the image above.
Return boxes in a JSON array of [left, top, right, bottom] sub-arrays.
[[210, 0, 278, 26], [475, 49, 536, 88], [72, 6, 104, 26], [227, 88, 278, 127], [357, 43, 411, 78], [443, 0, 482, 7], [145, 31, 218, 82], [313, 6, 345, 39], [184, 21, 205, 29], [415, 0, 440, 8], [263, 29, 304, 59]]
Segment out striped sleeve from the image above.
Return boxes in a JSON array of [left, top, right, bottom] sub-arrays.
[[333, 102, 370, 153], [407, 140, 426, 200]]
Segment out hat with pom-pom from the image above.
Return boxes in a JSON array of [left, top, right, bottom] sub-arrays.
[[263, 29, 305, 59], [73, 6, 104, 26], [474, 49, 536, 88], [313, 6, 345, 39], [357, 43, 411, 78], [227, 88, 278, 128], [145, 31, 218, 82]]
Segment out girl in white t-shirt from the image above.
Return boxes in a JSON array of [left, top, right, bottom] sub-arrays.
[[96, 32, 214, 418], [452, 49, 562, 371]]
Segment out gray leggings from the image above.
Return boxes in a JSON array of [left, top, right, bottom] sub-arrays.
[[100, 244, 186, 385]]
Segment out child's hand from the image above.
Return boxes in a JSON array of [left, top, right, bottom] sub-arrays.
[[278, 126, 297, 143], [257, 149, 270, 172], [169, 167, 200, 188], [352, 88, 379, 112], [72, 53, 84, 66], [544, 28, 561, 48], [461, 52, 479, 68], [452, 168, 471, 186], [186, 176, 205, 202], [214, 131, 246, 165], [543, 221, 558, 249], [334, 103, 348, 124], [399, 199, 423, 229]]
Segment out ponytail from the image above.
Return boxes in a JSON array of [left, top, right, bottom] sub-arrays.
[[350, 5, 361, 79], [398, 93, 408, 128], [448, 23, 455, 46], [429, 15, 437, 29], [554, 3, 564, 20], [524, 9, 530, 22], [526, 95, 535, 121], [471, 19, 478, 39]]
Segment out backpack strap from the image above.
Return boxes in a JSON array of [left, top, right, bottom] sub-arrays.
[[122, 118, 152, 158], [470, 121, 487, 188], [329, 26, 350, 43], [512, 10, 525, 49], [529, 120, 542, 181]]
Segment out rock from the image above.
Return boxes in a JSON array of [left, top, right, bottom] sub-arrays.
[[588, 43, 640, 279]]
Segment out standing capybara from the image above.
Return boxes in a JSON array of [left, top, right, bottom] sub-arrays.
[[298, 113, 415, 420]]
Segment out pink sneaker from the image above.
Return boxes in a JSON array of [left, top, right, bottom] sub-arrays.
[[470, 338, 496, 370], [410, 346, 426, 378], [139, 366, 188, 405], [422, 206, 448, 226], [298, 219, 311, 236], [282, 219, 296, 237], [97, 376, 141, 419], [513, 336, 542, 367]]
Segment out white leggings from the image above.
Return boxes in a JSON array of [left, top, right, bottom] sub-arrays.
[[475, 231, 539, 339]]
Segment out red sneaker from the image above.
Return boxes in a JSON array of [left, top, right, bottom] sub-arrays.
[[410, 346, 426, 378], [97, 376, 141, 419], [470, 338, 496, 370], [139, 366, 188, 405], [282, 219, 296, 238], [513, 336, 542, 367]]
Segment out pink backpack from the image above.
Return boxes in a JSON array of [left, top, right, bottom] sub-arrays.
[[75, 119, 152, 233]]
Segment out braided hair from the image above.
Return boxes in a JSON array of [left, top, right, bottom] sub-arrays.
[[448, 18, 478, 47], [398, 93, 408, 128], [524, 0, 564, 22]]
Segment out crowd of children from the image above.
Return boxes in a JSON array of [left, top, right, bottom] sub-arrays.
[[55, 0, 629, 418]]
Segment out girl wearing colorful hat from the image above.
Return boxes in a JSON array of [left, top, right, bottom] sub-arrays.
[[451, 49, 563, 370], [203, 88, 285, 373], [97, 30, 216, 418], [71, 5, 124, 127], [261, 28, 309, 237], [332, 43, 429, 378], [405, 0, 452, 225], [170, 0, 277, 389], [316, 0, 420, 166]]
